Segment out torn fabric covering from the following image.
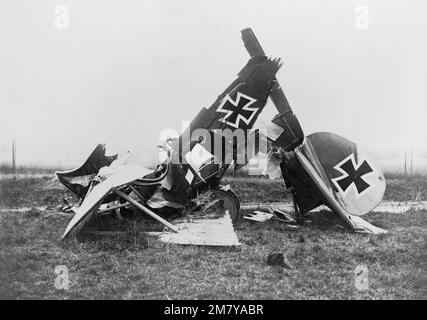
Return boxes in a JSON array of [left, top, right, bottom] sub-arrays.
[[146, 189, 186, 209], [56, 144, 118, 199]]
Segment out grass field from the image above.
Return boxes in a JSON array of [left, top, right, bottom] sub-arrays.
[[0, 176, 426, 299]]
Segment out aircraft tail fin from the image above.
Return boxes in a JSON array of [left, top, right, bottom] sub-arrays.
[[241, 28, 304, 151]]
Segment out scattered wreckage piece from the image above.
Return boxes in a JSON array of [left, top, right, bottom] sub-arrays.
[[244, 209, 296, 224], [270, 208, 297, 223], [148, 210, 241, 247], [244, 211, 274, 223], [244, 209, 300, 230]]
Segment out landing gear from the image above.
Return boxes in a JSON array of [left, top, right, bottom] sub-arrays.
[[188, 185, 242, 223], [214, 185, 242, 223]]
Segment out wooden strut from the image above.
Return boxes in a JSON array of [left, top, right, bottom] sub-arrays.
[[113, 189, 179, 233]]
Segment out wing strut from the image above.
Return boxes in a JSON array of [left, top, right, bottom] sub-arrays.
[[113, 189, 179, 233]]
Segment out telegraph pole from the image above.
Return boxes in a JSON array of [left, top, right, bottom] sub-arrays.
[[12, 139, 17, 179], [404, 149, 407, 176], [410, 148, 413, 177]]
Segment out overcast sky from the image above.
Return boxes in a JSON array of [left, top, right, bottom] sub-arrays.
[[0, 0, 426, 167]]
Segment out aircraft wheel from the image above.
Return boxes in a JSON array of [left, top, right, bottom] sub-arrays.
[[224, 188, 240, 209], [214, 187, 242, 223]]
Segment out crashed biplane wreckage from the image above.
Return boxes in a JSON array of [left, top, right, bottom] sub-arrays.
[[56, 28, 387, 245], [56, 44, 284, 244], [240, 28, 387, 234]]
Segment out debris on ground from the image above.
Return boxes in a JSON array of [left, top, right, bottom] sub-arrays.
[[23, 208, 42, 218], [244, 209, 300, 229], [244, 211, 274, 222], [270, 208, 296, 223], [59, 198, 74, 212], [266, 252, 294, 269]]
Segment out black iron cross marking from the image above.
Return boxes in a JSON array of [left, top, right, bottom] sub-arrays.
[[216, 92, 258, 129], [333, 155, 374, 195]]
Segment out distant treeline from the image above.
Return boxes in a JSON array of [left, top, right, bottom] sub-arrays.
[[0, 164, 60, 175]]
